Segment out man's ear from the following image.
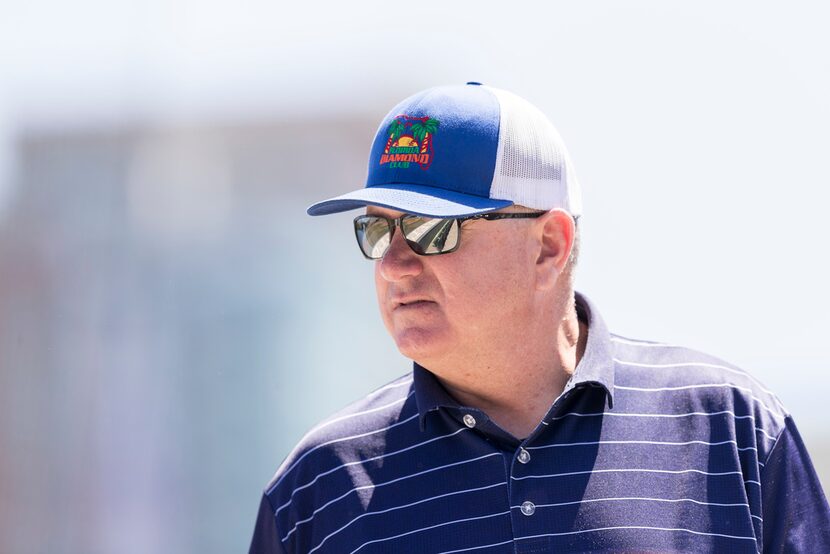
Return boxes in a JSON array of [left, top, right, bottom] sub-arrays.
[[534, 209, 575, 291]]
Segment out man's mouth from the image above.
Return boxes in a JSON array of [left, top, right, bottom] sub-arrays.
[[393, 298, 434, 310]]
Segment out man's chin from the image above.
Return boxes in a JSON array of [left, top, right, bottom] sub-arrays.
[[391, 327, 451, 362]]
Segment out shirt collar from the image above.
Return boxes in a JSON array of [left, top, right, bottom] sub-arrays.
[[413, 361, 462, 430], [564, 291, 615, 408], [412, 291, 616, 429]]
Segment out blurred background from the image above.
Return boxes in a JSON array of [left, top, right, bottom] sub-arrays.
[[1, 1, 828, 552]]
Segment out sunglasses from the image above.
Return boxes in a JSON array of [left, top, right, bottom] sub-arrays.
[[353, 212, 545, 260]]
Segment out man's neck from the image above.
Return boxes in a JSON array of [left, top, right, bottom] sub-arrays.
[[423, 302, 589, 440]]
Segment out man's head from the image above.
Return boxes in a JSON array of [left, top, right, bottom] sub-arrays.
[[367, 205, 577, 367], [307, 83, 582, 366]]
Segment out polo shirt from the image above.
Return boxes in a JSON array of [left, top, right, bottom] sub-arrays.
[[250, 293, 830, 553]]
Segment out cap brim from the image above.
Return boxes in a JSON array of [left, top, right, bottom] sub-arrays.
[[307, 184, 513, 218]]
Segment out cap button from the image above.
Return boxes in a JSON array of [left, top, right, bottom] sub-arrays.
[[466, 81, 482, 86]]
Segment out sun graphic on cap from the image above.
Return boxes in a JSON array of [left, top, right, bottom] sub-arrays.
[[393, 136, 418, 148]]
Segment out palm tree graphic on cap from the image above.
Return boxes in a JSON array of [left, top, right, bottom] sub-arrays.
[[383, 116, 440, 154]]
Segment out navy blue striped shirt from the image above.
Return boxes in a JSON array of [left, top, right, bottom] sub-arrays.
[[250, 293, 830, 553]]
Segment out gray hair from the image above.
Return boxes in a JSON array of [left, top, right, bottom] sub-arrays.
[[563, 220, 580, 288]]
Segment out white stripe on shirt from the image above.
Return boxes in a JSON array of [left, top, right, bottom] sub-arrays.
[[614, 383, 784, 421], [613, 358, 785, 409], [550, 409, 756, 421], [306, 482, 506, 553], [511, 495, 750, 510], [518, 525, 757, 542], [282, 452, 504, 541], [511, 467, 744, 481], [348, 511, 511, 554], [269, 412, 419, 495], [436, 540, 515, 554], [526, 439, 754, 451], [275, 426, 471, 516]]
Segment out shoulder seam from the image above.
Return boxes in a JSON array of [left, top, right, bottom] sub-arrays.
[[760, 415, 790, 476]]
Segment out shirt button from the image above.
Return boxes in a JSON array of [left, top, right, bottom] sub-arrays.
[[520, 501, 536, 516], [517, 448, 531, 464], [462, 414, 477, 428]]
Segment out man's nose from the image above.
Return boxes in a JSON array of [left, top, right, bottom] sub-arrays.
[[378, 228, 423, 281]]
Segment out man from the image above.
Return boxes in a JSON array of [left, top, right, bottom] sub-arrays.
[[250, 83, 830, 553]]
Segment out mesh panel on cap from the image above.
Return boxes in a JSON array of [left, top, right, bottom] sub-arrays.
[[487, 87, 582, 216]]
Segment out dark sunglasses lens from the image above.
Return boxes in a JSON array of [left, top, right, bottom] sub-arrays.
[[354, 216, 392, 259], [401, 216, 459, 255]]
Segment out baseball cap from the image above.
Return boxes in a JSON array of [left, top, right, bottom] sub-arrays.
[[307, 82, 582, 218]]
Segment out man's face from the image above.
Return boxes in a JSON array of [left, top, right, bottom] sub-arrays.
[[369, 206, 541, 368]]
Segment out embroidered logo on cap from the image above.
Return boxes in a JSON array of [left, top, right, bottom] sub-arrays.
[[380, 115, 439, 170]]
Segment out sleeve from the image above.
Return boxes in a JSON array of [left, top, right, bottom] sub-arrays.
[[249, 493, 288, 554], [761, 415, 830, 553]]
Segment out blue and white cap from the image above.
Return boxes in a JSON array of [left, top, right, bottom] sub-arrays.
[[307, 82, 582, 218]]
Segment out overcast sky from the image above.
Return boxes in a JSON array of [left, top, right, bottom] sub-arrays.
[[3, 1, 825, 121]]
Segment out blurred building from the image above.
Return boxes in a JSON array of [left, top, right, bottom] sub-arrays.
[[0, 117, 407, 553]]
